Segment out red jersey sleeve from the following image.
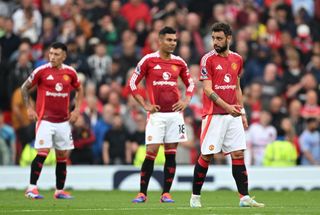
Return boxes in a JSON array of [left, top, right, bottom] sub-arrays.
[[178, 57, 195, 97], [28, 66, 43, 87], [68, 67, 81, 89], [129, 55, 149, 95], [199, 52, 213, 81]]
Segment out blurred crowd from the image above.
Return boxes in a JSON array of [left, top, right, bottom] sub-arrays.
[[0, 0, 320, 167]]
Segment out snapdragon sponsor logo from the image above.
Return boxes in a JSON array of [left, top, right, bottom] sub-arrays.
[[214, 84, 236, 90], [153, 81, 177, 86], [46, 91, 68, 97]]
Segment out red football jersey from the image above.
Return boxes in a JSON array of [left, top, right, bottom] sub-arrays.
[[200, 50, 243, 116], [129, 51, 195, 112], [28, 63, 80, 122]]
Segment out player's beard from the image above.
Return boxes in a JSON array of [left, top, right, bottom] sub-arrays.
[[214, 41, 228, 53]]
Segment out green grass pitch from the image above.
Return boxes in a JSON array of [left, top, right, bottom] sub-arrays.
[[1, 190, 319, 215]]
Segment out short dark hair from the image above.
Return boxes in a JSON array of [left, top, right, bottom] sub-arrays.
[[159, 26, 176, 36], [211, 22, 232, 36], [306, 117, 317, 124], [50, 42, 68, 53]]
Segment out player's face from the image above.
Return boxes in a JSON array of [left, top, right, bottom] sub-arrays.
[[49, 48, 66, 68], [212, 31, 231, 53], [159, 33, 177, 54]]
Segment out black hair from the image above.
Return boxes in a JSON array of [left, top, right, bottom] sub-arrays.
[[306, 117, 317, 124], [211, 22, 232, 36], [50, 42, 68, 53], [159, 26, 176, 36]]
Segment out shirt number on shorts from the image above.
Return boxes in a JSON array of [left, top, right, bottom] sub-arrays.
[[178, 124, 185, 134]]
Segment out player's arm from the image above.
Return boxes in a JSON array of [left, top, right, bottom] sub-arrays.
[[173, 63, 195, 112], [129, 59, 160, 113], [203, 80, 241, 117], [70, 84, 83, 124], [21, 79, 38, 121], [102, 140, 110, 165], [235, 77, 248, 129]]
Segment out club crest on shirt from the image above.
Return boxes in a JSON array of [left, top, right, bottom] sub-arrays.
[[162, 72, 171, 80], [39, 139, 44, 145], [171, 65, 178, 71], [63, 74, 70, 81], [55, 83, 63, 92], [209, 144, 215, 151], [231, 62, 237, 70], [147, 135, 153, 141]]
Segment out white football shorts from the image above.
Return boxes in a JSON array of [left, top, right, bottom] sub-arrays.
[[146, 112, 187, 144], [35, 120, 74, 150], [200, 114, 246, 155]]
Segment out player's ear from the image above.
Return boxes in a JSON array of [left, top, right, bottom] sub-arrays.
[[227, 35, 232, 43]]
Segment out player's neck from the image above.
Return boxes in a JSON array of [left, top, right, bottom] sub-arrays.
[[159, 50, 171, 60], [218, 50, 230, 57]]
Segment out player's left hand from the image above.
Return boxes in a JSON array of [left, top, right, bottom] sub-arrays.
[[69, 109, 80, 124], [241, 114, 248, 130], [172, 100, 188, 112]]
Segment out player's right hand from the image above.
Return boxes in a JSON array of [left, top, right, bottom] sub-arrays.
[[144, 104, 161, 113], [226, 104, 242, 117], [27, 107, 38, 121]]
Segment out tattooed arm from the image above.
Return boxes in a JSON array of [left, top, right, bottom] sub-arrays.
[[21, 80, 38, 121]]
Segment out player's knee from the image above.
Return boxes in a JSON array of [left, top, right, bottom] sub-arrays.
[[146, 144, 160, 155], [37, 149, 50, 157], [55, 150, 68, 158], [201, 154, 213, 162], [231, 150, 244, 160]]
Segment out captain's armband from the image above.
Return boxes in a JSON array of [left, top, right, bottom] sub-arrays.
[[209, 92, 219, 102]]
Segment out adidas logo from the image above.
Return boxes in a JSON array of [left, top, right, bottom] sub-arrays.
[[154, 64, 162, 69], [216, 64, 223, 70], [46, 75, 54, 80]]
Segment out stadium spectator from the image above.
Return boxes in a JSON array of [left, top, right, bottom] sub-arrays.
[[247, 111, 277, 166], [299, 117, 320, 165], [103, 113, 130, 164], [0, 110, 16, 165], [8, 51, 33, 98], [269, 96, 287, 133], [263, 128, 298, 167], [300, 90, 320, 120], [11, 87, 35, 161], [127, 111, 146, 163], [0, 17, 21, 62], [87, 42, 112, 86], [243, 82, 263, 124], [92, 104, 114, 164], [70, 113, 95, 165], [22, 42, 83, 199], [12, 0, 42, 44], [254, 63, 282, 110], [120, 0, 151, 30], [130, 26, 194, 203], [288, 99, 305, 136], [40, 16, 58, 48]]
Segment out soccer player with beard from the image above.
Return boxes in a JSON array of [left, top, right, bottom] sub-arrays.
[[189, 22, 264, 208], [129, 26, 195, 203], [22, 42, 83, 199]]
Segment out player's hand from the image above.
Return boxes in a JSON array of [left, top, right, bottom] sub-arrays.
[[172, 100, 188, 112], [27, 107, 38, 121], [226, 104, 242, 117], [69, 109, 80, 124], [144, 104, 161, 113], [241, 114, 249, 130]]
